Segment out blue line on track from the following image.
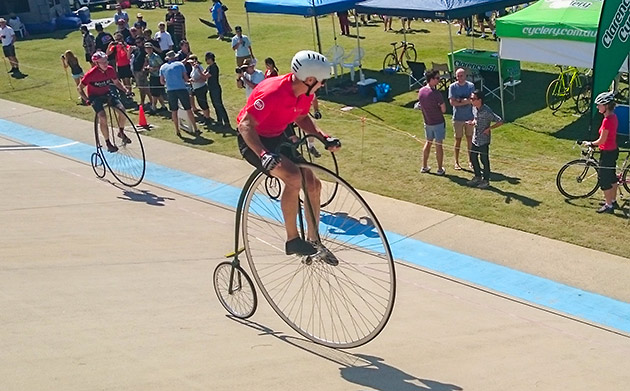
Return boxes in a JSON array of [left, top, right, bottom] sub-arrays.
[[2, 118, 629, 334]]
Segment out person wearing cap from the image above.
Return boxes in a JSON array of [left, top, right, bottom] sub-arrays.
[[134, 13, 147, 32], [236, 50, 341, 259], [144, 42, 166, 114], [0, 18, 19, 75], [166, 5, 186, 48], [114, 4, 129, 30], [236, 58, 264, 99], [204, 51, 230, 128], [154, 22, 173, 59], [231, 26, 253, 67], [159, 50, 199, 137], [116, 19, 131, 43]]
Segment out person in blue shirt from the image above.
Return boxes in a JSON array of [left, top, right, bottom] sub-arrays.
[[159, 50, 199, 137]]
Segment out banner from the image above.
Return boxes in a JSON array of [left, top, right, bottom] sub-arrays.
[[590, 0, 630, 135]]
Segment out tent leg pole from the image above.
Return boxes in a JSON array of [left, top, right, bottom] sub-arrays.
[[498, 41, 505, 121], [356, 17, 362, 81], [246, 13, 251, 39], [314, 14, 322, 54], [448, 20, 454, 71]]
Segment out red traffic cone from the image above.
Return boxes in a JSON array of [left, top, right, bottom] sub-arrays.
[[138, 104, 150, 129]]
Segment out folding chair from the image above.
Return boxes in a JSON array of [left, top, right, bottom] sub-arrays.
[[325, 45, 345, 79], [431, 62, 452, 90], [407, 61, 427, 90], [342, 47, 365, 82], [479, 70, 521, 101]]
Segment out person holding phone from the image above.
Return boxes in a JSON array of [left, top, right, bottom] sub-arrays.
[[1, 17, 21, 76]]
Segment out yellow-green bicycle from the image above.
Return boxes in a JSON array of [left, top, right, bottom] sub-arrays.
[[545, 65, 591, 114]]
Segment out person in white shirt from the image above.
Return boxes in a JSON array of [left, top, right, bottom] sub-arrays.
[[236, 58, 264, 99], [231, 25, 253, 66], [0, 18, 20, 75], [154, 22, 173, 57]]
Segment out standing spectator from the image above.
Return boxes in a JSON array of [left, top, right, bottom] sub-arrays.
[[448, 68, 475, 170], [113, 4, 129, 29], [80, 25, 96, 64], [231, 26, 253, 66], [264, 57, 278, 78], [144, 42, 166, 114], [417, 69, 447, 175], [188, 54, 212, 125], [94, 22, 115, 66], [143, 28, 162, 56], [107, 32, 133, 91], [205, 51, 230, 128], [383, 15, 393, 31], [466, 90, 503, 189], [61, 50, 84, 102], [237, 58, 264, 99], [167, 5, 186, 48], [175, 40, 198, 112], [116, 19, 131, 43], [131, 36, 149, 108], [337, 11, 350, 36], [0, 18, 21, 76], [125, 27, 140, 45], [159, 51, 199, 136], [134, 13, 147, 32], [154, 22, 173, 59], [164, 6, 176, 38], [476, 12, 495, 39], [210, 0, 226, 40], [583, 92, 619, 213]]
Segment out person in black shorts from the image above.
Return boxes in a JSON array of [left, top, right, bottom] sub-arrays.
[[0, 18, 21, 75]]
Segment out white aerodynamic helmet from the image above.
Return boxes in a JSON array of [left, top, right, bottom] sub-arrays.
[[594, 91, 615, 105], [291, 50, 331, 82]]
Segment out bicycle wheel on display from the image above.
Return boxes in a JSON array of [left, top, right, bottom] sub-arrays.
[[213, 261, 257, 319], [546, 79, 564, 111], [402, 47, 417, 71], [382, 53, 397, 72], [622, 166, 630, 195], [556, 159, 600, 199], [90, 152, 106, 178], [570, 73, 589, 103], [616, 87, 629, 104], [241, 163, 396, 349], [94, 105, 146, 187], [575, 87, 591, 114]]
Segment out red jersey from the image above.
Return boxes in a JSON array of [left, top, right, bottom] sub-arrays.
[[114, 44, 131, 66], [237, 73, 314, 137], [81, 65, 118, 97], [599, 113, 618, 151]]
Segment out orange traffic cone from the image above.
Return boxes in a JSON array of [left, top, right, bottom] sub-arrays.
[[138, 104, 151, 129]]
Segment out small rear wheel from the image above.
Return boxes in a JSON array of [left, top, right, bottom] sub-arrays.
[[90, 152, 106, 178], [556, 159, 600, 199], [213, 261, 257, 319]]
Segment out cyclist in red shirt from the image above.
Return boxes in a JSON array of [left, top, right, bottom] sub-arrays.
[[237, 50, 341, 261], [78, 51, 133, 153], [583, 91, 619, 214]]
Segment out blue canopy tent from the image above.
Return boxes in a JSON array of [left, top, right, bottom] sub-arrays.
[[243, 0, 358, 54], [355, 0, 530, 118]]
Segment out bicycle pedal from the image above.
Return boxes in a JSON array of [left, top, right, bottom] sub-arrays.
[[225, 247, 245, 258], [301, 255, 313, 265]]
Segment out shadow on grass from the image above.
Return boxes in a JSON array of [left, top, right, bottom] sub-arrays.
[[445, 172, 540, 207], [226, 316, 463, 391]]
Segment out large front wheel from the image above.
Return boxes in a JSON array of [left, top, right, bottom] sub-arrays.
[[556, 159, 600, 199], [241, 163, 396, 349]]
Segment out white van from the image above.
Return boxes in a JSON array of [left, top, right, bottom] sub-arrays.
[[69, 0, 115, 11]]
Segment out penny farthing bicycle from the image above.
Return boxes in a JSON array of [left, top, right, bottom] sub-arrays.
[[90, 93, 146, 187], [213, 135, 396, 349]]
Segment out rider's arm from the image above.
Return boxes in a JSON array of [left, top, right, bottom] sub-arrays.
[[238, 112, 268, 156], [77, 81, 89, 103], [112, 77, 130, 95], [295, 115, 341, 152]]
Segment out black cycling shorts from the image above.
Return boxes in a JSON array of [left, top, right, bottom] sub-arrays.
[[237, 133, 305, 173], [89, 95, 122, 114], [2, 44, 16, 58], [598, 149, 619, 191]]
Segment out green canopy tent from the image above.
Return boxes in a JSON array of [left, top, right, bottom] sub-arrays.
[[496, 0, 627, 70]]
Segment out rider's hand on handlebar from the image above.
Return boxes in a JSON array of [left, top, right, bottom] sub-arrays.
[[260, 151, 281, 171], [125, 90, 135, 98], [324, 136, 341, 151], [581, 141, 593, 148], [313, 110, 322, 120]]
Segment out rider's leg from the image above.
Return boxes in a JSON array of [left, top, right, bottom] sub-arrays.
[[301, 168, 322, 242], [98, 111, 109, 141], [270, 161, 303, 241]]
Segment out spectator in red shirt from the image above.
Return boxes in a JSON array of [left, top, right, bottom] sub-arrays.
[[107, 32, 133, 91], [78, 51, 133, 153], [237, 50, 341, 261], [264, 57, 278, 78]]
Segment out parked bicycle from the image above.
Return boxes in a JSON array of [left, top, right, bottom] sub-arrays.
[[90, 93, 146, 187], [556, 141, 630, 200], [382, 41, 417, 72], [213, 135, 396, 349], [546, 65, 591, 114]]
